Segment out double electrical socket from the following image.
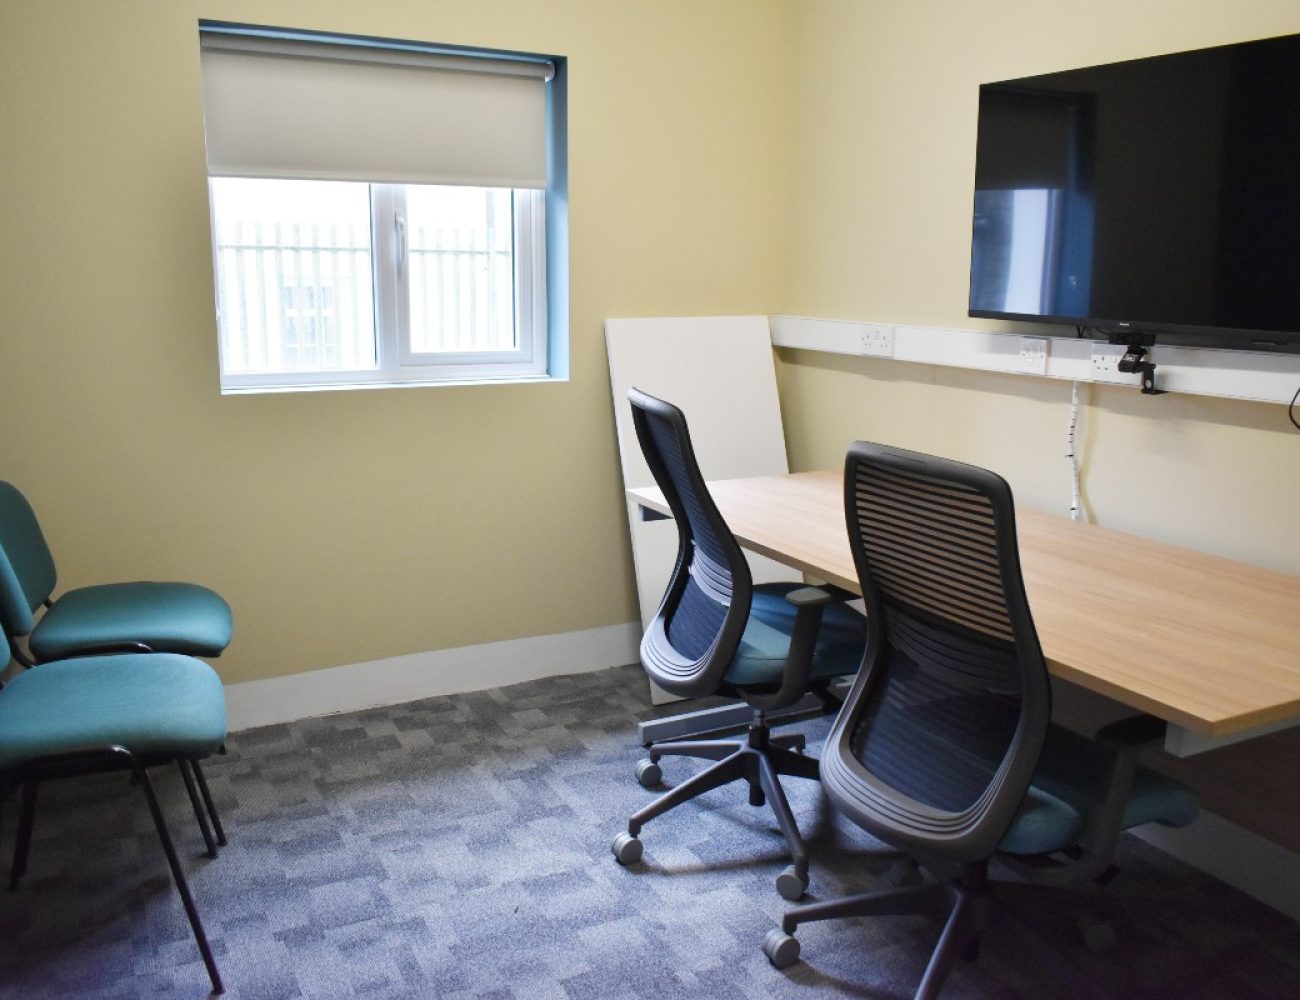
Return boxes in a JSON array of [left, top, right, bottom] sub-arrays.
[[1089, 343, 1131, 383], [859, 324, 894, 358]]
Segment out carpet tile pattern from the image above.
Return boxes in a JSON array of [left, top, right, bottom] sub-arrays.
[[1, 664, 1297, 998]]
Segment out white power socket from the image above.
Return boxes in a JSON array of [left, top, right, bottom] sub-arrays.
[[1019, 337, 1048, 374], [1089, 343, 1131, 383], [859, 324, 894, 358]]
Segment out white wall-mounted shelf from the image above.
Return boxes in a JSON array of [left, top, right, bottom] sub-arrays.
[[771, 315, 1300, 406]]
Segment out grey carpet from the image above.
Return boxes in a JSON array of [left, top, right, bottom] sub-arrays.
[[1, 663, 1298, 999]]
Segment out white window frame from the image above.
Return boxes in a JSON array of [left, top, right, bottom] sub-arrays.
[[215, 183, 548, 393]]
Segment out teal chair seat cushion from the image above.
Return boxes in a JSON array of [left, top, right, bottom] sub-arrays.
[[998, 720, 1199, 856], [999, 721, 1200, 855], [0, 653, 227, 769], [29, 582, 233, 660], [872, 690, 1198, 856], [723, 583, 867, 688]]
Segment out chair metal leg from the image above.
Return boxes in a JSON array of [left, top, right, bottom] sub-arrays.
[[190, 760, 227, 847], [768, 745, 821, 781], [915, 889, 978, 1000], [132, 760, 224, 995], [782, 882, 951, 932], [777, 879, 982, 1000], [9, 781, 38, 891], [178, 761, 218, 859], [755, 753, 810, 878], [628, 751, 747, 835], [649, 739, 742, 763]]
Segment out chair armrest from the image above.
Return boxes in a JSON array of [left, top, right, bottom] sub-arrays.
[[1006, 715, 1168, 888], [747, 586, 848, 712], [1072, 715, 1166, 876], [782, 586, 836, 608]]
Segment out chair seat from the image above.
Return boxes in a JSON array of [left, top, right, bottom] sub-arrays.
[[0, 653, 227, 769], [723, 583, 867, 688], [862, 688, 1199, 857], [29, 581, 233, 660], [999, 722, 1200, 856]]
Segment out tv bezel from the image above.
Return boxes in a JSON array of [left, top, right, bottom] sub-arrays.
[[967, 36, 1300, 357]]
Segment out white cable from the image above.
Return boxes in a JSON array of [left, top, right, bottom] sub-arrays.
[[1066, 380, 1082, 521]]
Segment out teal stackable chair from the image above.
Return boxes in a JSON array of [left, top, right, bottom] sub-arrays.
[[0, 480, 233, 859], [0, 648, 229, 994], [0, 482, 232, 666]]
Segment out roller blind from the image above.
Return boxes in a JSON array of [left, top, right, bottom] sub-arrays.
[[199, 31, 553, 188]]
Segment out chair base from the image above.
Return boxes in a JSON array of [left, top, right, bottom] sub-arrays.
[[771, 864, 989, 1000], [770, 861, 1118, 998], [614, 714, 820, 898]]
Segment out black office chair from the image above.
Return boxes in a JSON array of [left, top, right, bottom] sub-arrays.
[[762, 442, 1199, 998], [611, 389, 868, 900]]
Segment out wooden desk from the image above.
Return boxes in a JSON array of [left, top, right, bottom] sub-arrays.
[[629, 471, 1300, 756]]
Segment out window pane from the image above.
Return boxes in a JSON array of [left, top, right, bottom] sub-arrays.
[[405, 185, 516, 353], [210, 178, 376, 373]]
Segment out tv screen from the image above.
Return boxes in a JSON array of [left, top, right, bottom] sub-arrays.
[[968, 33, 1300, 353]]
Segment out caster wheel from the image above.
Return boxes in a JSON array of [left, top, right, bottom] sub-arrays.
[[776, 865, 808, 901], [763, 928, 801, 969], [611, 832, 644, 865], [1077, 914, 1115, 953], [886, 861, 923, 889], [635, 758, 663, 788]]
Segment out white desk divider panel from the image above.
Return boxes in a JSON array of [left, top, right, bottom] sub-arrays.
[[606, 316, 792, 704]]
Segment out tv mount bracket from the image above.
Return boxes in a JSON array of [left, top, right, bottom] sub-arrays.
[[1109, 333, 1167, 395]]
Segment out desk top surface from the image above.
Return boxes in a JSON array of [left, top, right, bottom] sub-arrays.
[[628, 471, 1300, 738]]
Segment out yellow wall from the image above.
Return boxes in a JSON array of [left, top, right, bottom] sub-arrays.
[[1, 0, 1297, 701], [0, 0, 793, 683], [779, 0, 1300, 575], [778, 0, 1300, 851]]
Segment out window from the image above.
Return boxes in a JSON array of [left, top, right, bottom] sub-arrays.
[[198, 25, 565, 391]]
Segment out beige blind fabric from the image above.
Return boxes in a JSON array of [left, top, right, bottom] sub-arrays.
[[199, 33, 552, 188]]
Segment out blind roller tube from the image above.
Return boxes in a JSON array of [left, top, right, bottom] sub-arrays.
[[200, 33, 551, 187]]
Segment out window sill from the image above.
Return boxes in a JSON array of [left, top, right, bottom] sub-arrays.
[[219, 372, 566, 396]]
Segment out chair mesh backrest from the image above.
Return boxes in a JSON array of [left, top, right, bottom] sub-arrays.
[[629, 390, 751, 694], [824, 443, 1049, 862], [0, 482, 58, 638]]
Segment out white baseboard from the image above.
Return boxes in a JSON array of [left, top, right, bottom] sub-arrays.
[[223, 621, 641, 731], [1134, 812, 1300, 922]]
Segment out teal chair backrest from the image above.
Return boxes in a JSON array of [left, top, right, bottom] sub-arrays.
[[0, 482, 58, 637]]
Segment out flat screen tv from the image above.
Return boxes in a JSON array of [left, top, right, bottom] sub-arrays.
[[969, 33, 1300, 354]]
